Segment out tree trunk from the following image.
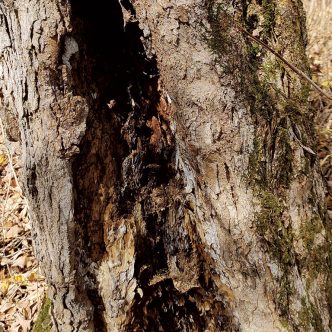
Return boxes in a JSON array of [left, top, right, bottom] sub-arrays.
[[1, 0, 331, 331]]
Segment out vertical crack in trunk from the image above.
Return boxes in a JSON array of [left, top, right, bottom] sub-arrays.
[[65, 0, 236, 330]]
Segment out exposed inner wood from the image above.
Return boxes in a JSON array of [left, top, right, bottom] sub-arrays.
[[68, 0, 233, 330]]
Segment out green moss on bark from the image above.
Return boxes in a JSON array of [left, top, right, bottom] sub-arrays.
[[32, 297, 52, 332], [205, 3, 242, 78], [274, 128, 293, 187], [206, 5, 233, 55], [254, 188, 296, 317], [248, 128, 296, 321], [298, 297, 324, 332], [206, 1, 329, 328], [261, 0, 277, 39], [255, 190, 293, 268], [299, 217, 332, 325], [248, 136, 267, 186]]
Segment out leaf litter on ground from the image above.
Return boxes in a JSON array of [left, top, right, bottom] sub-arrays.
[[0, 122, 46, 332]]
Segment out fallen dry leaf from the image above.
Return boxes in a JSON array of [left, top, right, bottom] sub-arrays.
[[0, 280, 9, 296], [5, 225, 21, 239], [0, 154, 8, 170], [12, 255, 27, 269]]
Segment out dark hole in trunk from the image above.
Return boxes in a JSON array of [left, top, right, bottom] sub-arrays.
[[65, 0, 232, 330], [68, 0, 175, 329]]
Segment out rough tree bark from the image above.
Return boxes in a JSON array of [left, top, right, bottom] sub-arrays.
[[0, 0, 331, 331]]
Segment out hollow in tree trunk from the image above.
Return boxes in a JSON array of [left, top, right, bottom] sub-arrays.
[[0, 0, 331, 331]]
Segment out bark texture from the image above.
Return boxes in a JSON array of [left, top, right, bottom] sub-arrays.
[[0, 0, 331, 331]]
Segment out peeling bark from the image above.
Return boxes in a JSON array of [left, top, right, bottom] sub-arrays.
[[1, 0, 331, 331]]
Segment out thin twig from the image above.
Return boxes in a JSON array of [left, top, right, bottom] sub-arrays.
[[237, 25, 332, 100]]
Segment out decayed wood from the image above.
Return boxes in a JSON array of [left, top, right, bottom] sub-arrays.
[[0, 0, 331, 331]]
